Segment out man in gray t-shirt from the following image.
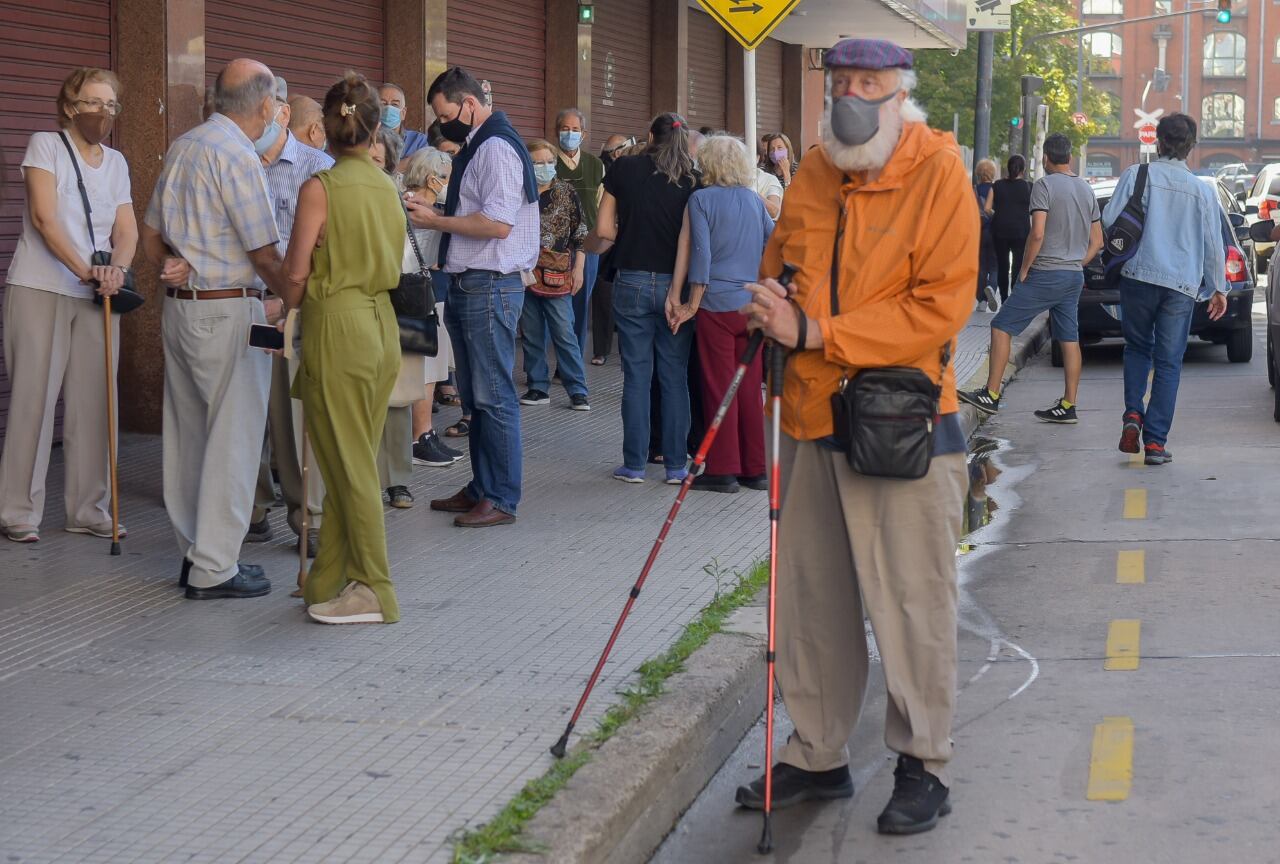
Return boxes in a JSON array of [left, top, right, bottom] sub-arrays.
[[960, 133, 1103, 424]]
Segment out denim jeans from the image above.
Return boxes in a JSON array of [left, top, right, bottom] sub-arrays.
[[1119, 275, 1196, 447], [571, 252, 599, 357], [444, 270, 524, 514], [521, 292, 588, 396], [613, 270, 692, 470]]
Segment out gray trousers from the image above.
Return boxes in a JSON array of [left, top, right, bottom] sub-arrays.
[[162, 295, 269, 589], [253, 351, 325, 532], [377, 405, 412, 489], [0, 285, 118, 531]]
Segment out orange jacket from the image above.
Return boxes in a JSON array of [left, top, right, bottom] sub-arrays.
[[761, 122, 979, 441]]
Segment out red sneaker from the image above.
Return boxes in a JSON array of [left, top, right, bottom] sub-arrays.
[[1144, 442, 1173, 466], [1119, 412, 1143, 454]]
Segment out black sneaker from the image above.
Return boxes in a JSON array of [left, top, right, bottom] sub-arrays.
[[737, 474, 769, 491], [734, 763, 853, 811], [691, 473, 740, 493], [1144, 443, 1173, 465], [185, 567, 271, 600], [570, 394, 591, 411], [387, 486, 415, 508], [413, 431, 460, 467], [244, 516, 273, 543], [520, 389, 550, 405], [958, 387, 1000, 416], [877, 755, 951, 835], [1034, 399, 1078, 424], [297, 532, 318, 559]]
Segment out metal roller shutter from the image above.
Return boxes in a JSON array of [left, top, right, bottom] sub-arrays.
[[755, 38, 784, 142], [687, 10, 726, 133], [0, 0, 112, 444], [447, 0, 546, 137], [592, 0, 652, 142], [206, 0, 384, 100]]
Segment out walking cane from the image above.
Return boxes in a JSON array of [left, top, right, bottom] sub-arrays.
[[757, 319, 787, 854], [550, 263, 798, 760], [292, 422, 310, 599], [102, 295, 121, 556]]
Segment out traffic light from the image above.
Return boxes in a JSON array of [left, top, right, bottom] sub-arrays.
[[1011, 116, 1023, 128], [579, 1, 594, 23], [1217, 0, 1231, 23]]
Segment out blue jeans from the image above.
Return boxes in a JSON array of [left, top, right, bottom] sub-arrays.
[[571, 252, 599, 357], [1119, 275, 1196, 447], [613, 270, 692, 470], [521, 292, 588, 396], [444, 270, 524, 514]]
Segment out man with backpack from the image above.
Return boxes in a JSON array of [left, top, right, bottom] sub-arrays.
[[1102, 113, 1226, 464], [961, 133, 1102, 423]]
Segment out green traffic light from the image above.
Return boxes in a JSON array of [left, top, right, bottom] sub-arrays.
[[1217, 10, 1231, 22], [1011, 117, 1022, 128]]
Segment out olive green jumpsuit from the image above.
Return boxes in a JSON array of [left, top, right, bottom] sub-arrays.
[[296, 152, 403, 621]]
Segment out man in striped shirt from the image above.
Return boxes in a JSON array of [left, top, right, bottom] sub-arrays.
[[247, 77, 334, 557]]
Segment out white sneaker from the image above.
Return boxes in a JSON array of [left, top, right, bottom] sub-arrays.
[[984, 286, 1000, 313], [307, 582, 385, 624], [66, 523, 127, 539]]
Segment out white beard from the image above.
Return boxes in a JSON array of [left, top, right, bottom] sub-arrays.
[[820, 98, 907, 174]]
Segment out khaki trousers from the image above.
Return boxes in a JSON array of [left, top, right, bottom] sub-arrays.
[[0, 285, 118, 531], [253, 352, 325, 532], [775, 436, 967, 786], [377, 405, 412, 489]]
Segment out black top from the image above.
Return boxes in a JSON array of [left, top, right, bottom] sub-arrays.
[[602, 153, 699, 274], [991, 177, 1032, 241]]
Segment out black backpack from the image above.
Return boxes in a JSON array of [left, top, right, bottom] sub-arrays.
[[1102, 164, 1149, 287]]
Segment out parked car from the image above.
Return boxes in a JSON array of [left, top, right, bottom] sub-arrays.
[[1241, 162, 1280, 276], [1215, 162, 1262, 196], [1250, 220, 1280, 421], [1057, 177, 1255, 367]]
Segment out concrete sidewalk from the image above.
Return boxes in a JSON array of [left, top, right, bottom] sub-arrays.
[[0, 310, 1000, 863]]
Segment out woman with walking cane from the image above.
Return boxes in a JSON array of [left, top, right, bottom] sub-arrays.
[[0, 67, 135, 545]]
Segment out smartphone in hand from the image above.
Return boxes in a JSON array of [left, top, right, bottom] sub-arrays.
[[248, 323, 285, 351]]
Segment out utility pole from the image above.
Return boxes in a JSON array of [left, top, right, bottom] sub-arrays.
[[1021, 74, 1044, 159], [974, 30, 995, 168]]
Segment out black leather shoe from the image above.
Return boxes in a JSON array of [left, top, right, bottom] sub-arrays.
[[876, 755, 951, 835], [691, 473, 740, 494], [737, 474, 769, 491], [297, 532, 318, 559], [244, 517, 273, 543], [735, 763, 853, 811], [185, 568, 271, 600], [179, 558, 192, 588]]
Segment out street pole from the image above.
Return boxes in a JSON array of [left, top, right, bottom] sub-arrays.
[[744, 48, 757, 160], [974, 30, 994, 168], [1076, 36, 1087, 175]]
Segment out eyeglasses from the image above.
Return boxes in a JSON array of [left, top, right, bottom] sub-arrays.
[[75, 98, 122, 116]]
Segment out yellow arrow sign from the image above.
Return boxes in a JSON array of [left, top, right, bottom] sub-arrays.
[[696, 0, 801, 51]]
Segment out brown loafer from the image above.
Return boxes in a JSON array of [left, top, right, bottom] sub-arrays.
[[430, 487, 476, 513], [454, 500, 515, 528]]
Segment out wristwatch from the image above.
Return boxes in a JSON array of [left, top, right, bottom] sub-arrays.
[[116, 265, 131, 275]]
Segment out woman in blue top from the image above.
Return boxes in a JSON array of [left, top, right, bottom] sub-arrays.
[[668, 135, 773, 494]]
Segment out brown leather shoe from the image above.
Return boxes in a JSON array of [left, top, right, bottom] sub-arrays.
[[454, 500, 515, 528], [430, 487, 476, 513]]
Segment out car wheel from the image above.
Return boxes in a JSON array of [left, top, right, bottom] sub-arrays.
[[1050, 340, 1064, 368], [1274, 384, 1280, 422], [1268, 330, 1276, 388], [1227, 326, 1253, 363]]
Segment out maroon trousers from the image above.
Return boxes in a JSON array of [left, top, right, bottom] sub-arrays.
[[696, 309, 765, 477]]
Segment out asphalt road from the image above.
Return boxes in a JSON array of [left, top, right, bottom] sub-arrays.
[[653, 308, 1280, 864]]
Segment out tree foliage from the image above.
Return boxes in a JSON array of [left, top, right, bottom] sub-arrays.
[[913, 0, 1114, 160]]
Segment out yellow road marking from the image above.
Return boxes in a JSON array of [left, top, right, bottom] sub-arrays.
[[1087, 716, 1134, 801], [1127, 453, 1144, 468], [1123, 488, 1147, 519], [1104, 620, 1142, 671], [1116, 550, 1145, 584]]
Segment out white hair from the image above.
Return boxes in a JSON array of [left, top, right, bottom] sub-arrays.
[[819, 66, 927, 171]]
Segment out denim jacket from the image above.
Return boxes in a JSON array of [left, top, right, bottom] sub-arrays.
[[1101, 158, 1225, 300]]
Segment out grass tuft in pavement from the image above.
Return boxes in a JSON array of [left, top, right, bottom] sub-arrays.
[[451, 558, 769, 864]]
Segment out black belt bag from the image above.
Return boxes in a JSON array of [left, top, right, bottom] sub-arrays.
[[823, 209, 948, 481]]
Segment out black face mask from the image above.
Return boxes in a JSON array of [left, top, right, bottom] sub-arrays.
[[439, 102, 474, 144]]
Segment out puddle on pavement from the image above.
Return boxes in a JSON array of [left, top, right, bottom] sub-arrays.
[[960, 435, 1002, 552]]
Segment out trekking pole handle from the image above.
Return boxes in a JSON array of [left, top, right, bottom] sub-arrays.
[[768, 263, 799, 397], [740, 263, 801, 366]]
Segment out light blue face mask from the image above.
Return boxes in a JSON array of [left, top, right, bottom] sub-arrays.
[[381, 104, 403, 130], [533, 163, 558, 185], [558, 130, 583, 152], [253, 120, 282, 156]]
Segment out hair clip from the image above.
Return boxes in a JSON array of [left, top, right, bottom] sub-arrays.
[[340, 103, 356, 117], [671, 120, 682, 129]]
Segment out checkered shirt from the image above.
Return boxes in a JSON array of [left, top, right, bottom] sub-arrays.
[[443, 135, 540, 275]]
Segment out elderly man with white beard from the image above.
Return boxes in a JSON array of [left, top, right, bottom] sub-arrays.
[[734, 39, 978, 835]]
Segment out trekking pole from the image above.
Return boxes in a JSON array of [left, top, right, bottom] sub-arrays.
[[757, 317, 788, 854], [101, 295, 121, 556], [292, 421, 310, 599], [550, 263, 799, 760]]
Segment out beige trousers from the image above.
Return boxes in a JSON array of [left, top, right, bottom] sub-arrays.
[[0, 285, 118, 532], [254, 352, 325, 532], [775, 435, 967, 786], [377, 405, 412, 489]]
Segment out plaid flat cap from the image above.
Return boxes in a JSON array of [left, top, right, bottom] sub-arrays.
[[823, 38, 913, 71]]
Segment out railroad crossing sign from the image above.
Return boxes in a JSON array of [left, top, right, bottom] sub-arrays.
[[1138, 123, 1158, 146], [1132, 107, 1164, 129], [697, 0, 801, 50]]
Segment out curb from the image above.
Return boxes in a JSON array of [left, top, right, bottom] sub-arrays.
[[496, 314, 1051, 864]]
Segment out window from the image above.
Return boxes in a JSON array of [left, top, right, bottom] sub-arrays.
[[1274, 35, 1280, 59], [1082, 0, 1123, 13], [1204, 33, 1247, 77], [1202, 93, 1245, 138], [1154, 0, 1171, 11], [1083, 32, 1123, 76], [1274, 97, 1280, 120], [1098, 91, 1122, 137]]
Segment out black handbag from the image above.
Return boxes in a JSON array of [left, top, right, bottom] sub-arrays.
[[393, 215, 439, 357], [58, 131, 144, 314], [827, 210, 948, 481]]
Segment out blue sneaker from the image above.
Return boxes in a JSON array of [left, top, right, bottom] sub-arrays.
[[665, 467, 689, 485], [613, 466, 645, 484]]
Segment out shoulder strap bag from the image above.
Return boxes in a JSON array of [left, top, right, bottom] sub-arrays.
[[1101, 163, 1149, 288], [827, 195, 949, 481], [393, 212, 439, 357], [58, 131, 144, 314]]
